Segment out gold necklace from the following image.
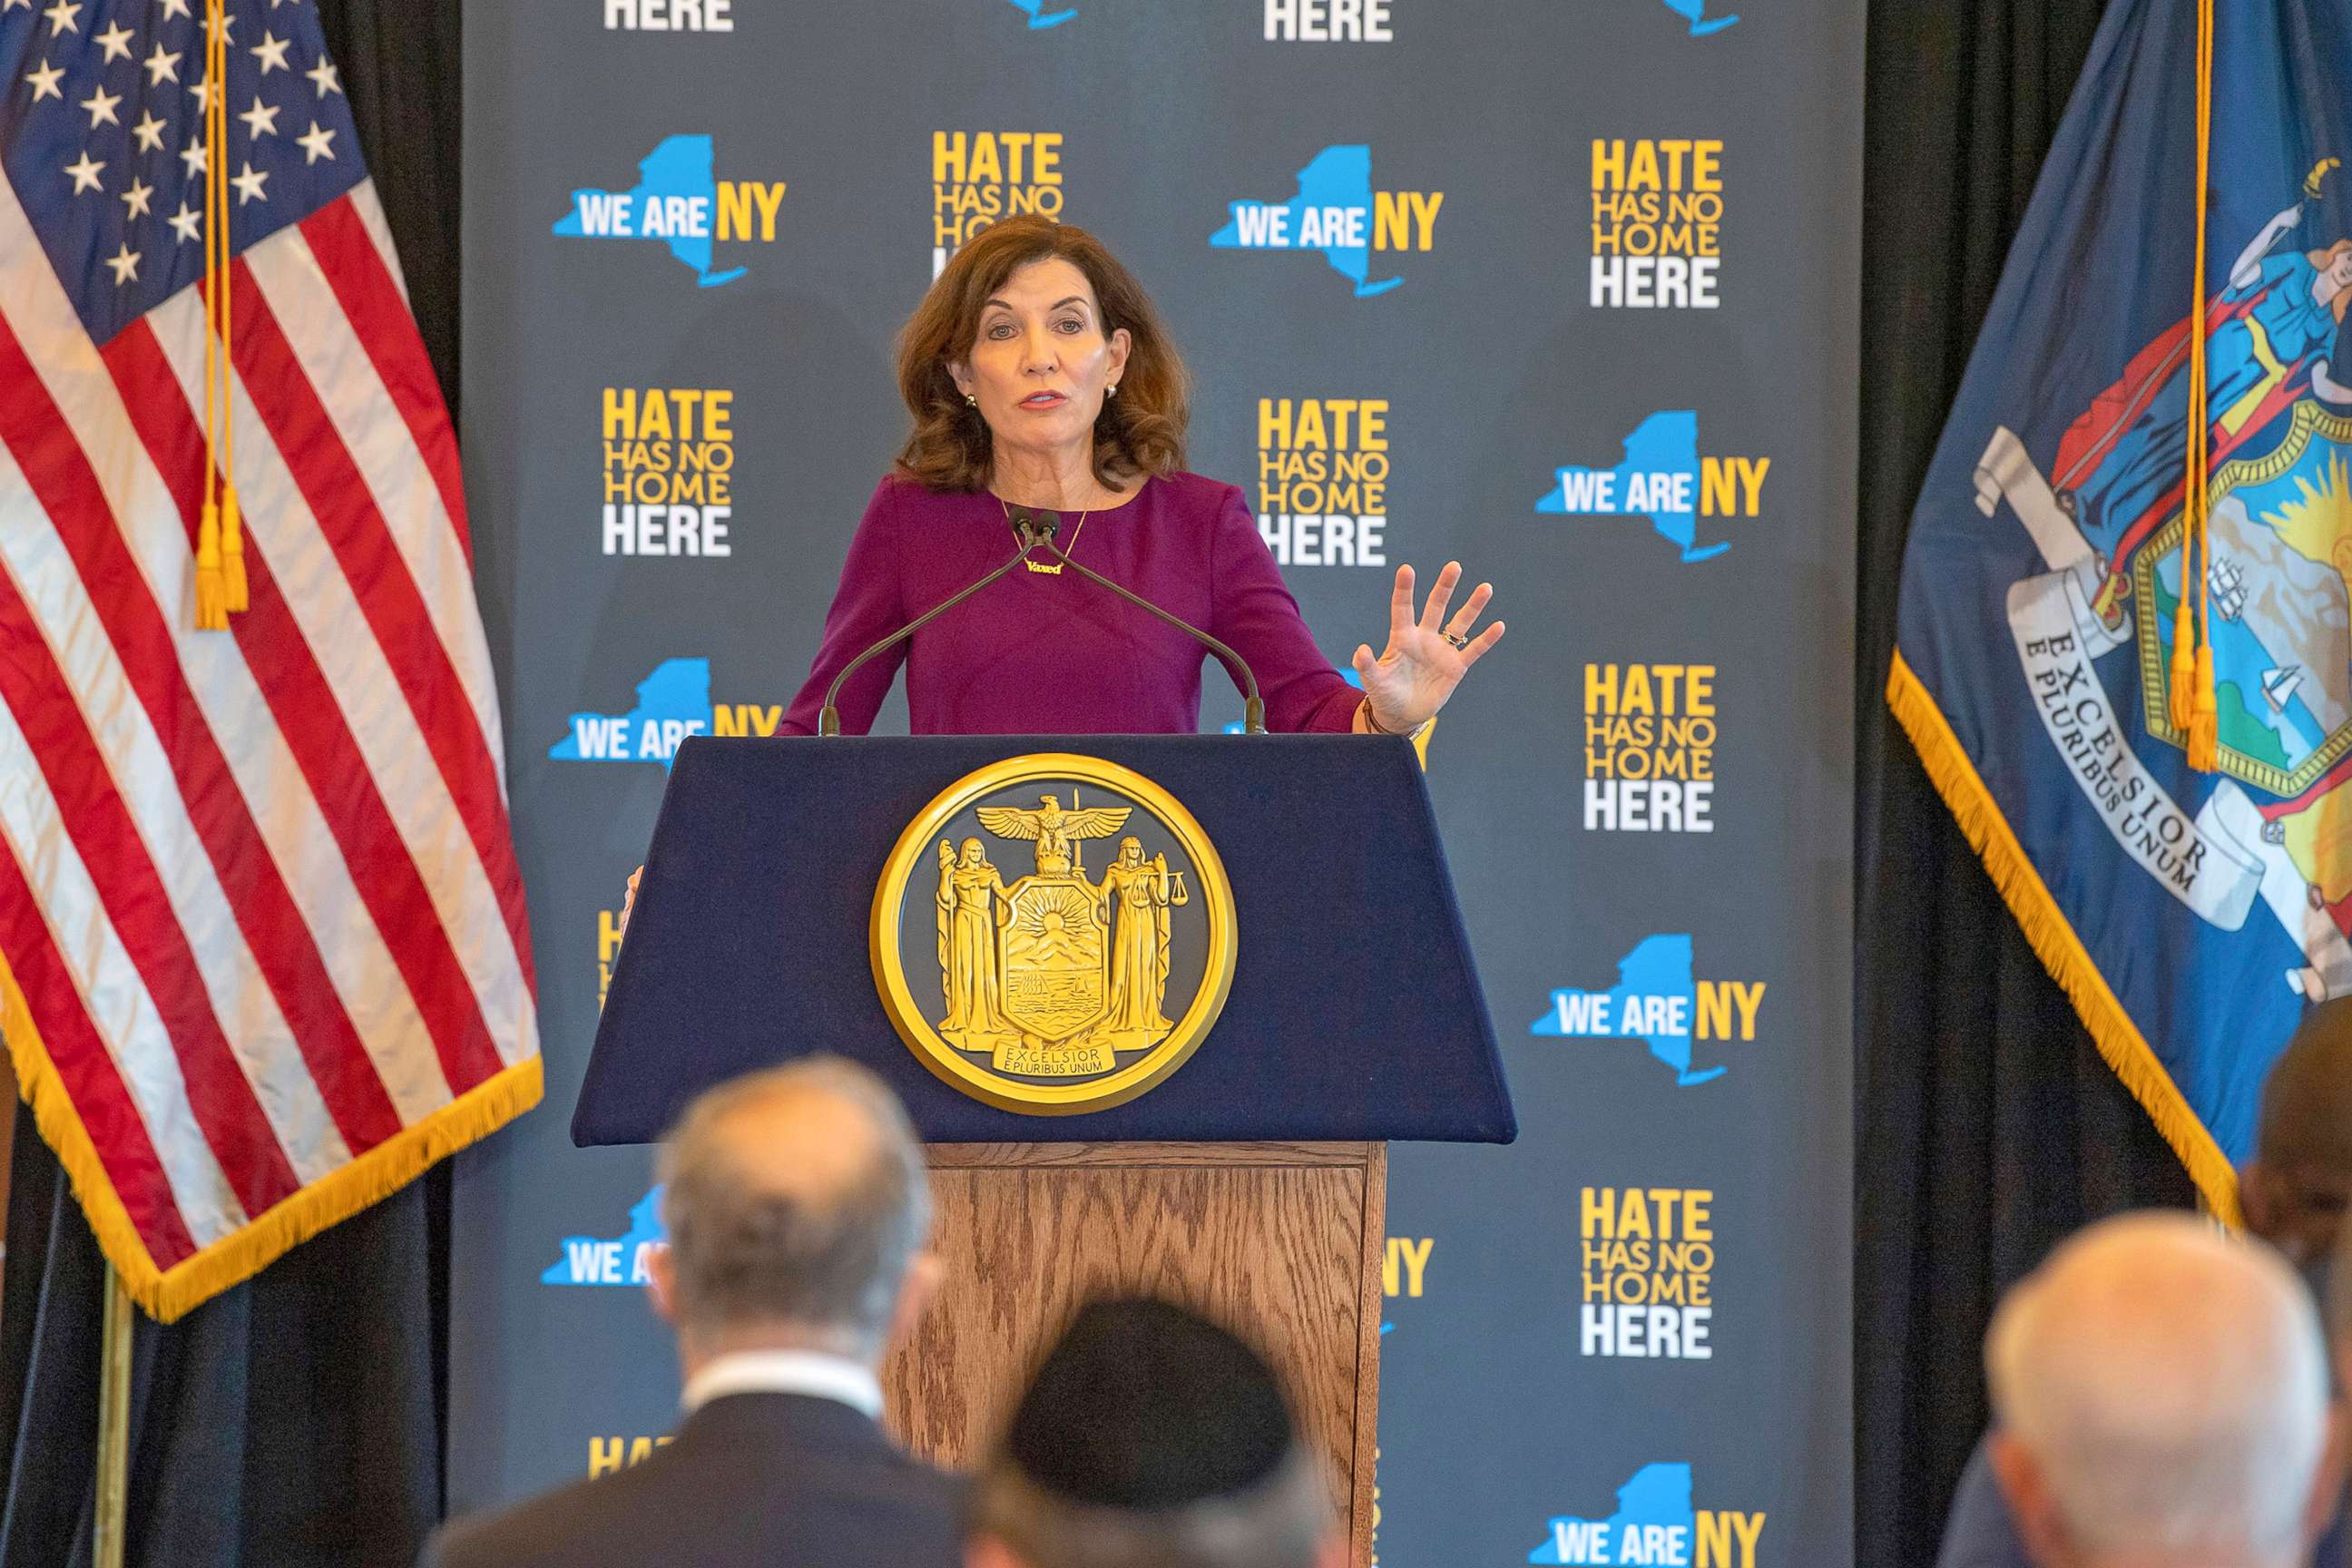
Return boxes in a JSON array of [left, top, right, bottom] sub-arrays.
[[999, 496, 1089, 574]]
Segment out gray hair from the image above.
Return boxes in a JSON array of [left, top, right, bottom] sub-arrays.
[[969, 1444, 1333, 1568], [1985, 1212, 2329, 1563], [655, 1057, 929, 1354]]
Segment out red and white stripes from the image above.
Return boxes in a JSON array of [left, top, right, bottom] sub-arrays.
[[0, 172, 538, 1311]]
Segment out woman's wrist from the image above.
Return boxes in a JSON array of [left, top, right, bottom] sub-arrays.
[[1357, 697, 1432, 739]]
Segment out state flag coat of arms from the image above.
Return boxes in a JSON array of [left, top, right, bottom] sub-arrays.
[[1891, 0, 2352, 1216]]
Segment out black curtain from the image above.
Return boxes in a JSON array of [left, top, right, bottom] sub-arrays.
[[0, 5, 462, 1566], [1852, 2, 2202, 1568]]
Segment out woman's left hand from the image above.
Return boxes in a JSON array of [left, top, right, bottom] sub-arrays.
[[1352, 562, 1504, 733]]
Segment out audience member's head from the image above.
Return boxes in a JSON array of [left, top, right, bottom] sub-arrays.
[[1985, 1212, 2342, 1568], [2244, 997, 2352, 1270], [965, 1298, 1344, 1568], [647, 1057, 936, 1368]]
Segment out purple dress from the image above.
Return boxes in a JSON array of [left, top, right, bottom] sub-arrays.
[[779, 471, 1365, 736]]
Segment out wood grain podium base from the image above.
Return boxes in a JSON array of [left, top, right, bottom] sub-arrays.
[[881, 1141, 1388, 1566]]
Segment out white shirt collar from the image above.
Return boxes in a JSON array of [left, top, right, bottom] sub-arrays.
[[680, 1349, 884, 1420]]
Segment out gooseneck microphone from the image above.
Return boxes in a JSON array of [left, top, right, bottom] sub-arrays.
[[1013, 506, 1268, 735], [817, 518, 1048, 735]]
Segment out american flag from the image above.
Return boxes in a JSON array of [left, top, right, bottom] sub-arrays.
[[0, 0, 538, 1320]]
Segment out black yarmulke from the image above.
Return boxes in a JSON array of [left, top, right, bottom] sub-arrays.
[[1004, 1298, 1296, 1510]]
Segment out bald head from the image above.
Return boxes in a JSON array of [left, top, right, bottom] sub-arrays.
[[1986, 1213, 2333, 1567], [2247, 998, 2352, 1265], [656, 1058, 930, 1357]]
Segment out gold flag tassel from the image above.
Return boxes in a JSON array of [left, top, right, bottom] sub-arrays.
[[193, 0, 242, 630], [2166, 538, 2196, 730], [2184, 0, 2220, 771], [191, 0, 224, 629], [215, 0, 245, 615]]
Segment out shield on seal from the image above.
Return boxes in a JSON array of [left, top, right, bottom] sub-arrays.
[[997, 876, 1109, 1041]]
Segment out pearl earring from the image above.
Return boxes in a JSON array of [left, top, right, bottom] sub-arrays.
[[964, 394, 977, 407], [1107, 384, 1119, 397]]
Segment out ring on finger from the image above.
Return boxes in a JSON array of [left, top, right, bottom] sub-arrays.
[[1442, 630, 1470, 650]]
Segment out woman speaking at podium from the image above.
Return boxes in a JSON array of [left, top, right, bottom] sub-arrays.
[[774, 215, 1505, 739]]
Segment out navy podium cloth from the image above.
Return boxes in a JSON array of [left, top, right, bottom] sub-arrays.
[[574, 734, 1514, 1146]]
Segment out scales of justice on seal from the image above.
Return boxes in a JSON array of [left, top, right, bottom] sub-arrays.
[[575, 730, 1513, 1566]]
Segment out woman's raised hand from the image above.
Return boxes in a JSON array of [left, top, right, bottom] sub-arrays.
[[1351, 562, 1504, 733]]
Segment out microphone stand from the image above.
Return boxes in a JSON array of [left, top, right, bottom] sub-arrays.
[[817, 509, 1269, 737], [1023, 517, 1267, 735], [818, 524, 1043, 736]]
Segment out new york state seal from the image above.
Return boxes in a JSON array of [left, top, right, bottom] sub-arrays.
[[870, 755, 1237, 1113]]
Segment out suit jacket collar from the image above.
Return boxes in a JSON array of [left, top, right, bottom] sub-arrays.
[[671, 1387, 899, 1456], [681, 1349, 884, 1419]]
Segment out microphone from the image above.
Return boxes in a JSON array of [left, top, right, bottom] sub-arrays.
[[817, 514, 1050, 735], [1019, 507, 1268, 735]]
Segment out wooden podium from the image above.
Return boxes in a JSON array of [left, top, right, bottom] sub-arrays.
[[885, 1141, 1387, 1559], [575, 735, 1512, 1568]]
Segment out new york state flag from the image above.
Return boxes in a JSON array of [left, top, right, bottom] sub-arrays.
[[1891, 0, 2351, 1218]]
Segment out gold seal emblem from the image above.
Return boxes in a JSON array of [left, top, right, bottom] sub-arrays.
[[870, 754, 1237, 1114]]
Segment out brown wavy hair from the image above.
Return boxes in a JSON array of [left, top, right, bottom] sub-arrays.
[[895, 216, 1190, 493]]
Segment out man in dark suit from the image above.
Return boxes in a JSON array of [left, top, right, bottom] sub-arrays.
[[420, 1058, 958, 1568], [963, 1298, 1346, 1568]]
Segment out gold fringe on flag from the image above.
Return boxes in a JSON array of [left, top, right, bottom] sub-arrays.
[[1886, 652, 2242, 1225], [1, 942, 544, 1322]]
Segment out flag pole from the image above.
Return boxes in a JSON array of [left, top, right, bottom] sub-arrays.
[[93, 1262, 133, 1568]]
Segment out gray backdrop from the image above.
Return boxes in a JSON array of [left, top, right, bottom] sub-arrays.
[[454, 2, 1861, 1562]]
